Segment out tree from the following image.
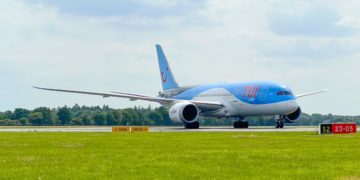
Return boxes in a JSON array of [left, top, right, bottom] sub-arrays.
[[102, 105, 110, 111], [0, 112, 6, 120], [28, 112, 44, 125], [113, 109, 123, 124], [80, 111, 94, 125], [34, 107, 54, 125], [72, 104, 81, 112], [157, 106, 173, 125], [121, 108, 139, 125], [2, 111, 12, 120], [11, 108, 30, 120], [58, 106, 72, 125], [70, 118, 83, 125], [106, 111, 117, 125], [94, 112, 107, 125], [148, 111, 162, 125], [0, 119, 20, 126], [19, 117, 31, 126]]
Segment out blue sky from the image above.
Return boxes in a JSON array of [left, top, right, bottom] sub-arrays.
[[1, 0, 360, 115], [27, 0, 206, 17]]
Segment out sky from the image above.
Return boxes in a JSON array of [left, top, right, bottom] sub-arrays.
[[1, 0, 360, 115]]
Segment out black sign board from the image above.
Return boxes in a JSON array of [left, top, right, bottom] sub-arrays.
[[320, 124, 332, 134]]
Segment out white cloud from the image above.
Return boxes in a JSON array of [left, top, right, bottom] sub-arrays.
[[0, 0, 360, 115]]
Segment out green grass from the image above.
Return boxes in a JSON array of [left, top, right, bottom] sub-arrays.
[[0, 132, 359, 180]]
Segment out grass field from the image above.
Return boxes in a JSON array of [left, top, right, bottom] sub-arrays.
[[0, 132, 359, 179]]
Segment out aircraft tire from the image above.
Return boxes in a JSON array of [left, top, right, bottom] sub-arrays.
[[275, 121, 284, 128], [243, 121, 249, 128], [279, 122, 284, 128], [234, 121, 249, 128], [234, 121, 240, 128], [185, 121, 200, 129]]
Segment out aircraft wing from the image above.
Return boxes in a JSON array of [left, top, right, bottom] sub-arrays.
[[33, 86, 224, 111], [295, 89, 328, 98]]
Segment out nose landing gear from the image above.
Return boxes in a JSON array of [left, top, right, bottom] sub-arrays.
[[275, 115, 285, 128]]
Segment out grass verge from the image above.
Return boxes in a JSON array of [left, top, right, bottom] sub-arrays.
[[0, 132, 359, 179]]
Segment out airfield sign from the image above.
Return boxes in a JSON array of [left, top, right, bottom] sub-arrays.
[[112, 126, 149, 133], [319, 123, 357, 134]]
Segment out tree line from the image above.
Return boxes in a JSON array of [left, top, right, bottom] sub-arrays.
[[0, 104, 359, 126]]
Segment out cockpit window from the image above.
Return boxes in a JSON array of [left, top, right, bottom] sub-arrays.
[[277, 90, 292, 96]]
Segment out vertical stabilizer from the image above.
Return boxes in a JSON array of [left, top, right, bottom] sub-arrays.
[[156, 44, 179, 91]]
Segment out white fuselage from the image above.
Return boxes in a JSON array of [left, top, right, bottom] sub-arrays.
[[191, 88, 298, 117]]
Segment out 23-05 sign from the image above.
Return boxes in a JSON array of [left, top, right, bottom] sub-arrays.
[[319, 123, 357, 134]]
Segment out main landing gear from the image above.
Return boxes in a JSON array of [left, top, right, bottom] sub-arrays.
[[234, 117, 249, 128], [275, 115, 285, 128], [185, 121, 200, 129]]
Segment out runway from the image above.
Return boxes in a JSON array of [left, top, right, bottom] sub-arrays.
[[0, 126, 318, 132]]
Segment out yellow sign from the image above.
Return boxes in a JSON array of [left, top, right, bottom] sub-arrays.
[[112, 126, 131, 132], [111, 126, 149, 133], [131, 126, 149, 132]]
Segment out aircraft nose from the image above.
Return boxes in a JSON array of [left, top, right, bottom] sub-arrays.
[[286, 100, 299, 113]]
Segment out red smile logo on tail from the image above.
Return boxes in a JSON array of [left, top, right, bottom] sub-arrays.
[[161, 72, 167, 83], [161, 67, 169, 83]]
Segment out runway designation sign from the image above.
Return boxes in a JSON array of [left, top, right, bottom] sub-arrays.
[[112, 126, 131, 132], [319, 123, 357, 134], [112, 126, 148, 133], [131, 126, 149, 132]]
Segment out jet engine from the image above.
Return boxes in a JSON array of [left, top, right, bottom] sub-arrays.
[[169, 102, 200, 124], [284, 107, 301, 123]]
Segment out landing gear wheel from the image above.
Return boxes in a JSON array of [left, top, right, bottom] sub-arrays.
[[234, 121, 249, 128], [275, 115, 285, 129], [234, 121, 240, 128], [185, 121, 200, 129], [243, 121, 249, 128], [275, 121, 284, 128]]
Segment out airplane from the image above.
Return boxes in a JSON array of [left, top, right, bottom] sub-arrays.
[[34, 44, 327, 129]]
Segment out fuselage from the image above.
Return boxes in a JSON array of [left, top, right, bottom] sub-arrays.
[[160, 81, 299, 118]]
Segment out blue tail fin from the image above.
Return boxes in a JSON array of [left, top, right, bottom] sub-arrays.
[[156, 44, 179, 91]]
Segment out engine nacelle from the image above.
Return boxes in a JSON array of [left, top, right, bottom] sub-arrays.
[[169, 102, 200, 124], [284, 107, 301, 123]]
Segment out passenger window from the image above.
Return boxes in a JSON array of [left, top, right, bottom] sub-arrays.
[[277, 91, 283, 96]]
